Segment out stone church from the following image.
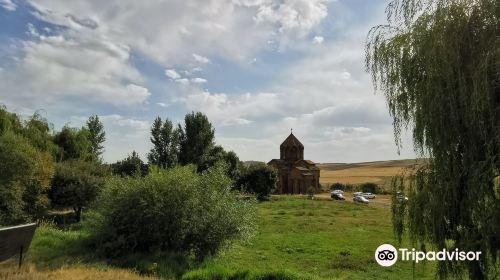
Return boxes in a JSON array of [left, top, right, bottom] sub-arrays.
[[267, 132, 320, 194]]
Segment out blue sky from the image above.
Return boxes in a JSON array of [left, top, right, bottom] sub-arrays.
[[0, 0, 416, 163]]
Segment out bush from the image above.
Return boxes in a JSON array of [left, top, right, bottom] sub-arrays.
[[112, 151, 148, 177], [329, 182, 344, 190], [49, 160, 109, 222], [88, 164, 255, 260], [237, 163, 277, 200], [359, 182, 379, 194], [0, 132, 55, 225], [329, 183, 355, 192]]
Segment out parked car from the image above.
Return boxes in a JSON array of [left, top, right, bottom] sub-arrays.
[[361, 192, 376, 199], [331, 193, 345, 200], [331, 189, 343, 195], [353, 195, 369, 204], [353, 192, 363, 197], [396, 191, 408, 202]]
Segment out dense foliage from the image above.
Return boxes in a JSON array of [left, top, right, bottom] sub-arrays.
[[86, 115, 106, 161], [88, 165, 256, 259], [148, 117, 180, 168], [0, 132, 55, 225], [148, 112, 242, 176], [49, 160, 109, 221], [366, 0, 499, 278], [178, 112, 215, 167], [359, 183, 379, 194], [237, 163, 277, 200], [112, 151, 148, 177], [54, 126, 93, 161]]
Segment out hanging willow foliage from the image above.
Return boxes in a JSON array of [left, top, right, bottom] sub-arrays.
[[366, 0, 499, 278]]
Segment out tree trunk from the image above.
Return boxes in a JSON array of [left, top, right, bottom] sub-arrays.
[[75, 207, 82, 222]]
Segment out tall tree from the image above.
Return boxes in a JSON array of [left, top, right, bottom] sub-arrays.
[[86, 115, 106, 161], [54, 126, 92, 161], [178, 112, 215, 167], [148, 117, 179, 168], [366, 0, 499, 278]]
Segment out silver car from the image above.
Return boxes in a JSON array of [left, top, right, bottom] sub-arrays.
[[353, 195, 369, 204], [361, 192, 376, 199]]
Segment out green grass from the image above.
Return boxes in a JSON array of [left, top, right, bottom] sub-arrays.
[[2, 195, 436, 279], [198, 196, 435, 279]]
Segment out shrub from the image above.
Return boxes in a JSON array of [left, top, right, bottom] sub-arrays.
[[88, 164, 256, 260], [329, 183, 356, 192], [359, 182, 379, 194], [329, 182, 344, 190], [0, 132, 55, 225], [112, 151, 148, 177], [237, 163, 277, 200], [49, 160, 109, 222]]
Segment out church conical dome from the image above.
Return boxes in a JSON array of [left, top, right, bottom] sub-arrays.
[[280, 133, 304, 149], [280, 132, 304, 161]]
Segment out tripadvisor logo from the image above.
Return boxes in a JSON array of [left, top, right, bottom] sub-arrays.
[[375, 244, 482, 267], [375, 244, 398, 267]]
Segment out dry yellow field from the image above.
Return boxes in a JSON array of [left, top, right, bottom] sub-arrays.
[[318, 159, 423, 186], [0, 265, 157, 280]]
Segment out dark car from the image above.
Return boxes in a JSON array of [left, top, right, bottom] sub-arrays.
[[331, 192, 345, 200]]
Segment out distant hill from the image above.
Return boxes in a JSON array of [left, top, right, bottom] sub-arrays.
[[318, 159, 426, 186]]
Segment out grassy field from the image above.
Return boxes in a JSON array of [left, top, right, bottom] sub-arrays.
[[0, 194, 436, 279], [318, 159, 424, 186]]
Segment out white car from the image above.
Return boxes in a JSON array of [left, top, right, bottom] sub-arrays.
[[331, 189, 343, 195], [361, 193, 376, 199], [353, 192, 363, 197], [353, 195, 369, 204]]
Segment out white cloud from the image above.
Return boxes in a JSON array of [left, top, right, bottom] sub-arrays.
[[253, 0, 328, 34], [191, 77, 207, 84], [341, 71, 351, 79], [156, 102, 169, 107], [0, 29, 150, 108], [221, 118, 253, 126], [192, 53, 211, 64], [312, 35, 324, 44], [0, 0, 16, 11], [165, 69, 181, 80], [183, 90, 281, 125], [27, 0, 329, 65]]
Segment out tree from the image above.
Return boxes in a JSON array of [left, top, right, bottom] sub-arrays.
[[86, 115, 106, 161], [0, 132, 55, 225], [0, 105, 22, 135], [0, 107, 59, 158], [237, 163, 277, 200], [199, 145, 242, 179], [54, 126, 92, 161], [49, 160, 108, 222], [148, 117, 179, 168], [178, 112, 215, 167], [365, 0, 499, 278], [112, 151, 148, 177], [22, 112, 60, 158]]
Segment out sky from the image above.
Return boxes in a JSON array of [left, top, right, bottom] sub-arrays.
[[0, 0, 417, 163]]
